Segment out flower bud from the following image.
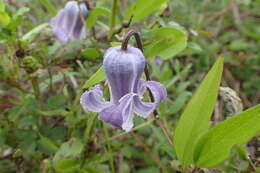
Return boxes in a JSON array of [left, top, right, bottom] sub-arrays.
[[23, 56, 40, 73]]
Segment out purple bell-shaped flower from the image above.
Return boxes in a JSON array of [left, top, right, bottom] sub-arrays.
[[80, 32, 166, 131], [50, 1, 88, 44]]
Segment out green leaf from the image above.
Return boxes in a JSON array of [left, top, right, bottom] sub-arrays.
[[144, 27, 187, 59], [169, 91, 191, 114], [81, 48, 102, 60], [84, 167, 103, 173], [194, 105, 260, 167], [0, 0, 8, 27], [0, 0, 5, 12], [187, 42, 202, 52], [0, 12, 10, 26], [7, 7, 30, 30], [53, 138, 84, 163], [86, 7, 111, 28], [85, 152, 113, 164], [16, 129, 38, 154], [37, 109, 68, 117], [173, 57, 224, 167], [38, 0, 57, 16], [82, 66, 106, 89], [54, 159, 80, 173], [236, 145, 248, 161], [136, 167, 160, 173], [40, 136, 59, 154], [47, 95, 66, 110], [124, 0, 168, 23], [21, 23, 49, 43], [14, 7, 30, 17], [8, 105, 24, 121]]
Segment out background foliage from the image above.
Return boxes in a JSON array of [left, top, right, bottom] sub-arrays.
[[0, 0, 259, 172]]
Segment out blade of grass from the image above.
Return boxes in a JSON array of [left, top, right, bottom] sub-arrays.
[[38, 0, 57, 16]]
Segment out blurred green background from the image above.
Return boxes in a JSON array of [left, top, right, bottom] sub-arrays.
[[0, 0, 259, 172]]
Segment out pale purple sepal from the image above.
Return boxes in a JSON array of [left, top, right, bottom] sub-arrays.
[[133, 81, 167, 118], [50, 1, 88, 44], [80, 46, 167, 131], [80, 85, 111, 112], [99, 93, 135, 131]]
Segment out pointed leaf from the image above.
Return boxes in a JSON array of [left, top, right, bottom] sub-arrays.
[[54, 159, 80, 173], [82, 66, 106, 89], [144, 27, 187, 59], [124, 0, 168, 23], [38, 0, 57, 16], [21, 23, 49, 43], [40, 136, 59, 154], [86, 7, 111, 28], [173, 57, 224, 167], [53, 138, 84, 163], [194, 105, 260, 167]]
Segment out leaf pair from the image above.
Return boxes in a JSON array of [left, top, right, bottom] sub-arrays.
[[173, 57, 260, 168]]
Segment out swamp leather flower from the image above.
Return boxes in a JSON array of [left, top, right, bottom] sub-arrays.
[[50, 1, 88, 44], [80, 41, 166, 131]]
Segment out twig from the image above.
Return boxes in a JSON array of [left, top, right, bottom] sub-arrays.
[[247, 155, 257, 173], [111, 15, 133, 38], [121, 30, 173, 145], [190, 167, 204, 173], [96, 15, 133, 41]]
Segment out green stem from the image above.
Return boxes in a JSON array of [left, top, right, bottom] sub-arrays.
[[80, 114, 97, 169], [31, 76, 41, 102], [109, 0, 118, 38], [103, 125, 115, 173], [47, 68, 53, 93]]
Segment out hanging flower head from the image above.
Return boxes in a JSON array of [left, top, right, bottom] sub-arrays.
[[80, 31, 167, 131], [50, 1, 88, 44]]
